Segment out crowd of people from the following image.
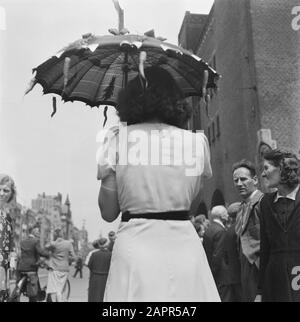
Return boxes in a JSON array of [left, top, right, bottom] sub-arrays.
[[97, 66, 300, 302], [1, 66, 300, 302], [190, 152, 300, 302]]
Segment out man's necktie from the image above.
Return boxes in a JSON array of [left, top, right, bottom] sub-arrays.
[[235, 202, 248, 237]]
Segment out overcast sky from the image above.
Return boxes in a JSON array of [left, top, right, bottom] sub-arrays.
[[0, 0, 213, 241]]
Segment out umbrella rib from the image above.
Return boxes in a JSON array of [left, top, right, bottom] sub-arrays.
[[92, 51, 123, 105], [66, 51, 120, 103], [146, 51, 203, 94]]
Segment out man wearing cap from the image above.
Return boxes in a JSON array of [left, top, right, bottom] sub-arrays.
[[86, 238, 112, 302]]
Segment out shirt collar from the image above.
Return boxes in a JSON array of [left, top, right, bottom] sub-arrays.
[[274, 184, 300, 203], [213, 218, 226, 229], [245, 189, 258, 203]]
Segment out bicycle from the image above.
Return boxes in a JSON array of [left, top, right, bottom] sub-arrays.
[[8, 271, 46, 302], [41, 261, 71, 302]]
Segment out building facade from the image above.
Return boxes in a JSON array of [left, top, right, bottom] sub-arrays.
[[179, 0, 300, 215], [31, 192, 75, 243]]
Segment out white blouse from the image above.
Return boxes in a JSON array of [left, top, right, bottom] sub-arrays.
[[97, 123, 212, 214]]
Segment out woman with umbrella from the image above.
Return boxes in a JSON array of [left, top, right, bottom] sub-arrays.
[[97, 66, 220, 301]]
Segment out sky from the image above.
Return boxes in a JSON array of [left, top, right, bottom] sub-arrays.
[[0, 0, 214, 241]]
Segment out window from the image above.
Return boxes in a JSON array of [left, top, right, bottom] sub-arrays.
[[216, 115, 220, 138]]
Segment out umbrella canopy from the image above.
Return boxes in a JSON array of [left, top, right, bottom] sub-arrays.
[[27, 33, 220, 109]]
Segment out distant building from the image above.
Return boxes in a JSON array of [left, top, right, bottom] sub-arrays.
[[179, 0, 300, 215], [31, 192, 62, 213], [31, 192, 75, 242]]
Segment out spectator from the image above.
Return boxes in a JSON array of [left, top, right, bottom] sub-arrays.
[[73, 256, 83, 279], [85, 239, 100, 267], [16, 226, 49, 302], [258, 149, 300, 301], [107, 231, 116, 251], [220, 202, 243, 302], [203, 205, 229, 300], [86, 238, 112, 302], [0, 174, 16, 301], [232, 159, 263, 302], [193, 215, 207, 241], [45, 229, 75, 302]]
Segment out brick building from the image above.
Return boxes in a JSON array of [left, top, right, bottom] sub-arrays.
[[178, 0, 300, 216], [31, 192, 75, 242]]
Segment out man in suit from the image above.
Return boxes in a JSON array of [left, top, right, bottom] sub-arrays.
[[221, 202, 243, 302], [17, 226, 49, 302], [232, 159, 263, 302], [203, 205, 229, 300]]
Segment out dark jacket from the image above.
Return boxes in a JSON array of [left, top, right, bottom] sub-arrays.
[[75, 257, 83, 269], [238, 190, 263, 267], [18, 236, 48, 272], [203, 221, 227, 286], [222, 223, 241, 285], [87, 249, 112, 302], [260, 188, 300, 302]]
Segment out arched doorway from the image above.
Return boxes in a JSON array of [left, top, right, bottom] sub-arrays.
[[211, 189, 225, 208], [197, 202, 208, 218]]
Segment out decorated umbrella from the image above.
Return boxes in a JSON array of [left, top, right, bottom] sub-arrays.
[[25, 6, 220, 125]]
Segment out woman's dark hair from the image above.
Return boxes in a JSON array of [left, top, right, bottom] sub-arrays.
[[263, 149, 300, 188], [116, 66, 192, 128]]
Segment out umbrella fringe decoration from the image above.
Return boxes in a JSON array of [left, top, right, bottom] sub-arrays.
[[24, 76, 37, 96], [103, 106, 108, 127], [139, 51, 148, 90], [63, 57, 71, 93], [26, 32, 220, 123], [51, 96, 57, 118], [202, 70, 209, 97]]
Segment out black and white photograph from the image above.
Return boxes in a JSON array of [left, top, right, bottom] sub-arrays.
[[0, 0, 300, 305]]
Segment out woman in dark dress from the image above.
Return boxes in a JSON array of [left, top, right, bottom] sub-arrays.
[[259, 149, 300, 302], [87, 238, 112, 302]]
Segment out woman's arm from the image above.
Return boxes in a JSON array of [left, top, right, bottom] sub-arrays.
[[98, 173, 120, 222]]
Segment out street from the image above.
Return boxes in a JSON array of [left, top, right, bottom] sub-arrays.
[[19, 266, 90, 302]]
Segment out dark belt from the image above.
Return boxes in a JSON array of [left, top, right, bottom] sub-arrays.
[[121, 211, 190, 222]]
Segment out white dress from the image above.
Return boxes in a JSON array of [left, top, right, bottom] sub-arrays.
[[97, 123, 220, 302]]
